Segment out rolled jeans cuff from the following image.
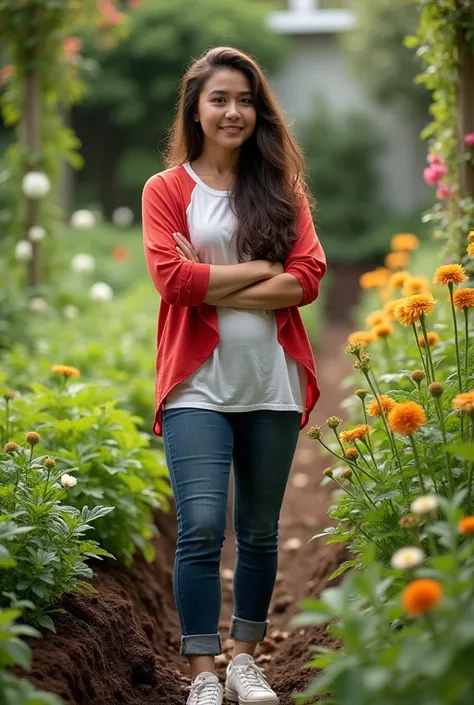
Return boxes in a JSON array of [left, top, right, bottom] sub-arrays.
[[180, 633, 222, 656], [229, 615, 268, 643]]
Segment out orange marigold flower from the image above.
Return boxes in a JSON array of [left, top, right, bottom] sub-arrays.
[[402, 578, 443, 616], [385, 252, 409, 270], [452, 391, 474, 415], [454, 288, 474, 310], [366, 311, 386, 328], [391, 233, 419, 252], [389, 271, 410, 289], [402, 276, 430, 296], [433, 264, 468, 286], [347, 331, 376, 346], [467, 242, 474, 258], [394, 293, 436, 326], [418, 331, 440, 348], [383, 299, 400, 320], [367, 394, 396, 418], [373, 322, 393, 338], [340, 424, 370, 443], [51, 364, 80, 378], [359, 268, 391, 290], [388, 401, 426, 435], [458, 516, 474, 534]]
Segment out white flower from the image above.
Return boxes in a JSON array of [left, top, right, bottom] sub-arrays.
[[22, 171, 51, 199], [390, 546, 425, 570], [28, 297, 48, 313], [411, 495, 439, 515], [90, 282, 113, 302], [70, 209, 96, 230], [60, 473, 77, 488], [28, 226, 46, 242], [112, 206, 134, 228], [63, 305, 79, 319], [15, 240, 33, 262], [71, 253, 95, 275]]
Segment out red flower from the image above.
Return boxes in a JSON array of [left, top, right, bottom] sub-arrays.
[[111, 245, 130, 262], [97, 0, 125, 28], [63, 37, 83, 61], [0, 64, 14, 85]]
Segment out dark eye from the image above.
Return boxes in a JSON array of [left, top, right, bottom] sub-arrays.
[[212, 97, 225, 103], [241, 98, 253, 104]]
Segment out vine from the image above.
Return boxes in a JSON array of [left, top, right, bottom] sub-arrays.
[[407, 0, 474, 263], [0, 1, 136, 289]]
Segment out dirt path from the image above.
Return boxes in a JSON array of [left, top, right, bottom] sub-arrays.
[[24, 319, 353, 705]]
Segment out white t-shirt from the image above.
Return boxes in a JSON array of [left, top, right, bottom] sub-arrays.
[[164, 162, 305, 413]]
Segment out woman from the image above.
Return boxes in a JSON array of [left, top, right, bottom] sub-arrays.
[[142, 46, 326, 705]]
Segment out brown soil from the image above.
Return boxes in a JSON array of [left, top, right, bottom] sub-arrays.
[[23, 276, 355, 704]]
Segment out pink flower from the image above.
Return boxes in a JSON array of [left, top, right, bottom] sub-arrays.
[[128, 0, 142, 6], [464, 133, 474, 147], [423, 163, 447, 186], [63, 37, 82, 61], [0, 64, 14, 85], [97, 0, 125, 28], [427, 153, 442, 165], [436, 184, 455, 199]]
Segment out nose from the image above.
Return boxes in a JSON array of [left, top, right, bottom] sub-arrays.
[[225, 102, 241, 120]]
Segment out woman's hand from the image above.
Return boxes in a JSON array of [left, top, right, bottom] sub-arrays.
[[173, 232, 200, 263]]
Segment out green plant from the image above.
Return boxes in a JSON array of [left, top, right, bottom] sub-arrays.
[[0, 440, 114, 628], [1, 374, 171, 565]]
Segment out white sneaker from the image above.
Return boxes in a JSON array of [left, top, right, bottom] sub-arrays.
[[187, 672, 223, 705], [225, 654, 279, 704]]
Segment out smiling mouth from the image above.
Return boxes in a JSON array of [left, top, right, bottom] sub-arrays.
[[220, 126, 243, 133]]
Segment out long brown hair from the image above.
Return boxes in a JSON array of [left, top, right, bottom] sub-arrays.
[[166, 46, 311, 263]]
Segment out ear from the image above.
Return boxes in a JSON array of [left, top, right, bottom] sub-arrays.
[[193, 114, 200, 122]]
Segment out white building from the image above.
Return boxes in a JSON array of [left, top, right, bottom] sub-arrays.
[[267, 0, 431, 213]]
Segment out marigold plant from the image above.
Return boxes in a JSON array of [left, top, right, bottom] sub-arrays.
[[433, 264, 468, 286], [394, 293, 436, 326], [401, 578, 443, 616], [391, 233, 419, 252], [387, 401, 426, 435]]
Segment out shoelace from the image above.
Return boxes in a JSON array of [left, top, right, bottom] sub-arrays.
[[189, 677, 221, 705], [235, 660, 272, 695]]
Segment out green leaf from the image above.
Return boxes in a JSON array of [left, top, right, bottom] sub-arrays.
[[444, 443, 474, 460], [5, 637, 32, 670], [37, 615, 56, 633]]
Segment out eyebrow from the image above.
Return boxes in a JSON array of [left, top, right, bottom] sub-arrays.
[[207, 89, 253, 96]]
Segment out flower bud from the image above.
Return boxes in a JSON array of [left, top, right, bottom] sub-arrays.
[[3, 391, 17, 401], [323, 467, 333, 478], [25, 431, 40, 446], [344, 448, 359, 461], [411, 370, 425, 384], [355, 388, 368, 400], [43, 457, 56, 469], [326, 416, 342, 429], [60, 473, 77, 488], [429, 382, 444, 398], [307, 425, 322, 441], [340, 468, 353, 481], [399, 514, 421, 529], [346, 342, 364, 356], [4, 441, 18, 455]]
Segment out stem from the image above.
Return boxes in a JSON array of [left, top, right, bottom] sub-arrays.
[[412, 323, 431, 384], [468, 417, 474, 512], [419, 315, 436, 382], [409, 435, 426, 493], [449, 282, 463, 393], [464, 307, 470, 378], [435, 398, 454, 497], [348, 513, 385, 551]]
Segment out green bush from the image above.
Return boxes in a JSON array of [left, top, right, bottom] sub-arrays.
[[1, 378, 170, 566]]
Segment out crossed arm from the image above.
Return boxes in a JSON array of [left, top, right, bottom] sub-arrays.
[[173, 232, 304, 309]]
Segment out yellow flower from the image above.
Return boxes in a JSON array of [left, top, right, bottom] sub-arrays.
[[385, 252, 409, 270], [365, 311, 386, 328], [458, 516, 474, 535], [454, 288, 474, 310], [433, 264, 468, 286], [383, 299, 400, 320], [347, 331, 376, 346], [388, 401, 426, 435], [51, 364, 80, 378], [340, 424, 370, 443], [373, 322, 393, 338], [367, 394, 396, 418], [418, 331, 440, 348], [402, 276, 430, 296], [394, 293, 436, 326], [359, 268, 391, 290], [467, 242, 474, 258], [402, 579, 443, 616], [388, 271, 410, 289], [468, 231, 474, 242], [391, 233, 419, 252], [452, 391, 474, 415]]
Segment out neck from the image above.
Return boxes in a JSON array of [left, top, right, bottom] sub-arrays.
[[194, 142, 240, 175]]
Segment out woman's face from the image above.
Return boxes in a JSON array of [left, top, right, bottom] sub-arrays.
[[195, 68, 257, 151]]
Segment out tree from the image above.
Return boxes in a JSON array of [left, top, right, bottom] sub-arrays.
[[341, 0, 430, 118], [71, 0, 288, 214]]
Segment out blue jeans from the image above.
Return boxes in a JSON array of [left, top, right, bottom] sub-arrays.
[[162, 408, 301, 656]]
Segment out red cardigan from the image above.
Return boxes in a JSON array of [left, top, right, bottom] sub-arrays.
[[142, 165, 327, 436]]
